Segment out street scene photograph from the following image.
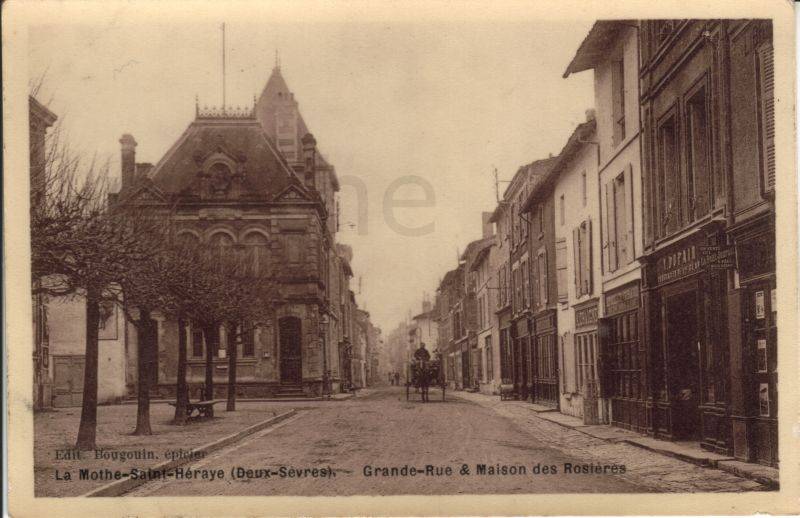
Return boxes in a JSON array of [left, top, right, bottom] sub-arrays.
[[9, 2, 793, 511]]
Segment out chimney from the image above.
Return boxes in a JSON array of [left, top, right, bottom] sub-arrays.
[[301, 132, 317, 188], [482, 211, 494, 239], [119, 134, 137, 190], [585, 108, 596, 122], [422, 299, 432, 313]]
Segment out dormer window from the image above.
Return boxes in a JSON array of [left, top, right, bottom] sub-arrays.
[[208, 162, 232, 194]]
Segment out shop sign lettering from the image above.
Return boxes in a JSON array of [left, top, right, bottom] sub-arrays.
[[605, 284, 640, 316], [575, 303, 598, 328]]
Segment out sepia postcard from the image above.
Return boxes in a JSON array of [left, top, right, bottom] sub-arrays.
[[4, 0, 799, 516]]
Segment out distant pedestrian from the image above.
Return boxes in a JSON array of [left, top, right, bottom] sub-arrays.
[[394, 372, 400, 386]]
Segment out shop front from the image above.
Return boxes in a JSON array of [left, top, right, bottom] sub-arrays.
[[600, 282, 646, 432], [531, 309, 558, 408], [510, 316, 530, 399], [641, 225, 733, 452], [728, 214, 777, 466]]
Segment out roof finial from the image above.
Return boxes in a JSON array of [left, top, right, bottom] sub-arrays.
[[195, 94, 199, 117], [275, 48, 281, 70]]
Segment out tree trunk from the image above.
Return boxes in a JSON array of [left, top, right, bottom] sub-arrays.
[[204, 323, 218, 400], [226, 321, 238, 412], [173, 317, 189, 424], [133, 308, 153, 435], [75, 285, 101, 450]]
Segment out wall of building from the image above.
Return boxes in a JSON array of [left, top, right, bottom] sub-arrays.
[[553, 140, 601, 419], [47, 296, 128, 404]]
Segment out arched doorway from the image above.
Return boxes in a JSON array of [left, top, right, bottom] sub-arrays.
[[279, 317, 302, 384]]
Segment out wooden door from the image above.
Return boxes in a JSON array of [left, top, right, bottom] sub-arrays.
[[279, 317, 302, 384], [53, 355, 84, 407]]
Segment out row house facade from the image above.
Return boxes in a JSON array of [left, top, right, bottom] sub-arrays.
[[435, 266, 464, 389], [638, 20, 776, 465], [556, 20, 777, 466], [517, 158, 560, 408], [472, 213, 501, 395], [502, 157, 558, 403], [461, 236, 494, 389], [523, 115, 605, 421], [564, 21, 645, 430], [115, 64, 368, 399]]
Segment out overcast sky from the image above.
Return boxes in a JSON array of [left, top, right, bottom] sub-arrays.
[[28, 7, 595, 334]]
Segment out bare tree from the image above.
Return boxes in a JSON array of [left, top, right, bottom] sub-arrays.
[[30, 114, 123, 450]]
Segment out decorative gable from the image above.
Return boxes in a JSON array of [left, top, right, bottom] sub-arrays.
[[125, 181, 166, 203], [274, 184, 311, 202]]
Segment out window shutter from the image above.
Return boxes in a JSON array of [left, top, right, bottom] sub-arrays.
[[625, 164, 635, 263], [582, 220, 593, 294], [606, 183, 617, 272], [572, 227, 580, 295], [758, 43, 775, 192]]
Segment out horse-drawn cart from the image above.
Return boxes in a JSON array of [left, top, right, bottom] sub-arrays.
[[406, 358, 446, 402]]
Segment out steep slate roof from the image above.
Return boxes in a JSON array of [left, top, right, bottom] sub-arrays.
[[255, 66, 310, 144], [521, 118, 596, 212], [254, 65, 339, 190], [146, 117, 304, 198]]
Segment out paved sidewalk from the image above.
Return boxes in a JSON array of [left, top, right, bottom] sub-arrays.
[[450, 390, 774, 492], [35, 401, 291, 497]]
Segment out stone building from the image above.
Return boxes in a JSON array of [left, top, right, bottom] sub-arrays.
[[636, 20, 777, 465], [435, 266, 464, 389], [471, 213, 501, 395], [524, 115, 604, 421], [564, 21, 645, 429], [30, 96, 57, 410], [488, 187, 514, 390], [117, 64, 355, 398], [517, 157, 560, 408], [502, 157, 558, 402], [461, 236, 494, 390]]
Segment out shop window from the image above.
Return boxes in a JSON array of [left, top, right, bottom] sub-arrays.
[[609, 311, 641, 401], [576, 332, 598, 395], [499, 328, 512, 380], [556, 239, 568, 302]]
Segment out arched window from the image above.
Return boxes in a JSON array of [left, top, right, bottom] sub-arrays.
[[243, 232, 270, 277], [208, 232, 234, 265], [176, 231, 200, 248]]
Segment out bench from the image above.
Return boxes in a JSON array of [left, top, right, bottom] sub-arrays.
[[169, 399, 225, 420]]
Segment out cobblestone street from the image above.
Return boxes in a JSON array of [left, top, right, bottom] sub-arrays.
[[128, 387, 767, 496]]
